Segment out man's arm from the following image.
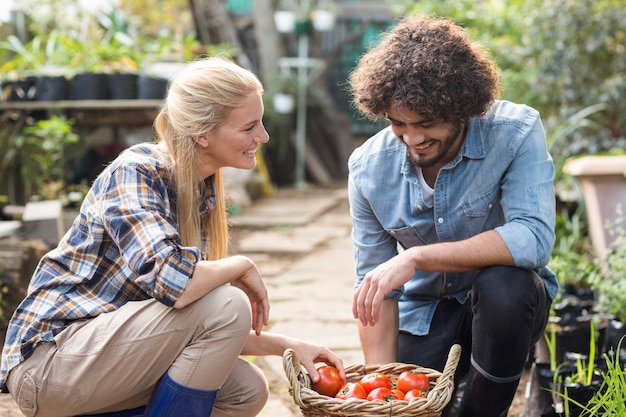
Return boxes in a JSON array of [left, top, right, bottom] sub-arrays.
[[353, 230, 513, 327], [358, 298, 398, 364]]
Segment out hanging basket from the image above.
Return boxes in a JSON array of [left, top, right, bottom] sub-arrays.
[[283, 344, 461, 417]]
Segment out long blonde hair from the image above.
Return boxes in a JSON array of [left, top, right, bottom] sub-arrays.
[[153, 57, 263, 260]]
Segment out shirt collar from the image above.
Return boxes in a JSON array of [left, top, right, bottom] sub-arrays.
[[199, 177, 217, 216]]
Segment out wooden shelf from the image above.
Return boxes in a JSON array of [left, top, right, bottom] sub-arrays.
[[0, 99, 164, 111], [0, 100, 164, 128]]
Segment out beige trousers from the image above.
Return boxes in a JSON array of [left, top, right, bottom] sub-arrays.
[[7, 285, 269, 417]]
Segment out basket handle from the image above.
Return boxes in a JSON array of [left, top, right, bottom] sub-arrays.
[[283, 348, 313, 408], [430, 344, 462, 394]]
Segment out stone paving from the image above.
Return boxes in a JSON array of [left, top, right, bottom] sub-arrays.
[[232, 185, 363, 417]]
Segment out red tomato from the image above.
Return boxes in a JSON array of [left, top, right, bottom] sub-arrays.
[[359, 372, 391, 394], [404, 388, 427, 401], [396, 370, 430, 394], [366, 387, 404, 402], [313, 366, 343, 397], [335, 382, 367, 400], [391, 389, 406, 400]]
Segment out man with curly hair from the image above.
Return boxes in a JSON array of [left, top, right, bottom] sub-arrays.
[[347, 14, 557, 417]]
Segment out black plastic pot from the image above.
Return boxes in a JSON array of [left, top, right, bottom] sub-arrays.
[[136, 75, 168, 99], [107, 73, 137, 100], [522, 362, 575, 417], [2, 78, 36, 101], [70, 72, 109, 100], [535, 314, 609, 367], [606, 319, 626, 352], [562, 382, 601, 417], [34, 75, 69, 101]]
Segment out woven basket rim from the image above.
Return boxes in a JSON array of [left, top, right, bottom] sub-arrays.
[[283, 343, 462, 417]]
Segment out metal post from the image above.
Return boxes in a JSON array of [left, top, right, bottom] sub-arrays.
[[294, 33, 309, 188]]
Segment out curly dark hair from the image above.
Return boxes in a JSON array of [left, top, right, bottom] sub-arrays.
[[349, 14, 501, 122]]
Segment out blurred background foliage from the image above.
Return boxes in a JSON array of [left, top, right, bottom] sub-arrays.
[[3, 0, 624, 171], [2, 0, 625, 290]]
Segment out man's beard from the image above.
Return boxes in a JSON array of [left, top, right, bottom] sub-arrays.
[[407, 121, 465, 168]]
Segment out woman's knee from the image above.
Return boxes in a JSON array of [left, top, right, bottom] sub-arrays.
[[186, 284, 252, 332], [213, 359, 269, 417]]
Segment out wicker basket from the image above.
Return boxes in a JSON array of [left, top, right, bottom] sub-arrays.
[[283, 344, 461, 417]]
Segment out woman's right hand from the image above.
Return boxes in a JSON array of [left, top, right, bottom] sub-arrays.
[[175, 256, 270, 333], [230, 258, 270, 335]]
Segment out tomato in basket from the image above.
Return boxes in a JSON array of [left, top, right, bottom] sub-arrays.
[[335, 382, 367, 400], [359, 372, 391, 394], [313, 365, 343, 397], [391, 389, 406, 400], [366, 386, 404, 402], [396, 370, 430, 394], [404, 388, 427, 401]]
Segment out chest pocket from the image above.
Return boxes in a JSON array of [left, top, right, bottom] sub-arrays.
[[461, 186, 502, 237], [387, 224, 433, 249]]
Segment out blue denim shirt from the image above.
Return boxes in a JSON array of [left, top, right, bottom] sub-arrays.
[[348, 100, 558, 336]]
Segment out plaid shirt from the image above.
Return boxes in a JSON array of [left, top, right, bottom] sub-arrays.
[[1, 143, 215, 390]]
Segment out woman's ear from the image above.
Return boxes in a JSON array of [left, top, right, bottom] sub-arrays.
[[193, 134, 210, 148]]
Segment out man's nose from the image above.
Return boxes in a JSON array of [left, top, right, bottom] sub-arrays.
[[403, 127, 426, 144]]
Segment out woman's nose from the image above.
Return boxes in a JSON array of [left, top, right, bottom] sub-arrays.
[[258, 126, 270, 143]]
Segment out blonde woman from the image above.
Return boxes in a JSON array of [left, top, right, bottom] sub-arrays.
[[1, 58, 345, 417]]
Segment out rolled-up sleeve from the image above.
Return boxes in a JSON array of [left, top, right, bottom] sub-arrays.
[[495, 110, 556, 268]]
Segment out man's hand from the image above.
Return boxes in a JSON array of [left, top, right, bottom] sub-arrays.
[[352, 250, 416, 327]]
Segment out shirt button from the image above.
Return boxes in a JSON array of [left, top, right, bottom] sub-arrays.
[[417, 205, 423, 210], [437, 217, 444, 223]]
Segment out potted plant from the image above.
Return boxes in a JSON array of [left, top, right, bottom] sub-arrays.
[[563, 151, 626, 262], [96, 6, 141, 100], [587, 207, 626, 349], [13, 115, 79, 201], [575, 336, 626, 417], [68, 41, 111, 100], [266, 73, 298, 115], [559, 321, 603, 417], [0, 32, 76, 101]]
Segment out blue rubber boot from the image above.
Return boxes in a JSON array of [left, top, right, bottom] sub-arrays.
[[143, 372, 218, 417]]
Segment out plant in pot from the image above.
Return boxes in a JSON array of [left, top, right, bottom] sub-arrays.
[[540, 318, 607, 417], [0, 32, 77, 101], [68, 41, 111, 100], [587, 206, 626, 350], [575, 336, 626, 417], [134, 36, 170, 100], [559, 320, 604, 417], [267, 72, 298, 115], [525, 207, 605, 417], [95, 6, 141, 100], [13, 115, 79, 201]]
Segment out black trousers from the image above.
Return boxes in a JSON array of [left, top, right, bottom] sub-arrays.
[[398, 266, 551, 414]]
